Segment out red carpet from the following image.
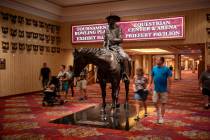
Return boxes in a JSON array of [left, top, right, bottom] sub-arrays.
[[0, 71, 210, 140]]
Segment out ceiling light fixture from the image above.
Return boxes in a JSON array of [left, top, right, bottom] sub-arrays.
[[129, 48, 170, 53]]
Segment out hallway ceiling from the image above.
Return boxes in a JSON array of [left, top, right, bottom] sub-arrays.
[[125, 43, 204, 56], [2, 0, 210, 21], [130, 48, 170, 53], [46, 0, 124, 7]]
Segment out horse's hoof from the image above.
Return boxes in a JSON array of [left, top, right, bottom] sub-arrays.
[[111, 105, 115, 109], [116, 104, 120, 108], [124, 103, 129, 109], [100, 109, 106, 114], [103, 116, 107, 121], [110, 109, 114, 116]]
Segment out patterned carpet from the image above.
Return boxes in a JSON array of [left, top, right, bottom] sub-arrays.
[[0, 71, 210, 140]]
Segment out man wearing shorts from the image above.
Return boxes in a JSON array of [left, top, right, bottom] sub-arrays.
[[148, 57, 172, 124], [199, 64, 210, 109]]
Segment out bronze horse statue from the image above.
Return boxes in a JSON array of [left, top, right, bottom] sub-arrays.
[[72, 48, 131, 116]]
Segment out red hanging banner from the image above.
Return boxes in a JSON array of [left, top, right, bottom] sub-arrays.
[[72, 16, 184, 44]]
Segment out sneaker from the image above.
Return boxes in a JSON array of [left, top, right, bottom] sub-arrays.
[[158, 117, 164, 124], [144, 113, 148, 117], [204, 105, 209, 109], [134, 116, 140, 121]]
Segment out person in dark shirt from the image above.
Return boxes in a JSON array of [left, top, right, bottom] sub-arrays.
[[199, 64, 210, 109], [39, 62, 51, 89], [67, 65, 74, 97]]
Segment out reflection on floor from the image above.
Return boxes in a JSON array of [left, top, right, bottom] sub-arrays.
[[50, 104, 144, 131], [0, 71, 210, 140]]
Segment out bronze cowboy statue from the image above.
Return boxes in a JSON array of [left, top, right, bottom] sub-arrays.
[[104, 15, 131, 80], [71, 15, 131, 118]]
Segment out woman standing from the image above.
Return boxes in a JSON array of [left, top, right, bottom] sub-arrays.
[[67, 65, 74, 97]]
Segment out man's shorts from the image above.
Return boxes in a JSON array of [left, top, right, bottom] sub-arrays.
[[152, 91, 168, 103], [202, 88, 210, 96], [77, 80, 87, 90]]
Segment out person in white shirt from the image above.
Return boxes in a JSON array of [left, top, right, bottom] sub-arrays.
[[57, 65, 69, 99]]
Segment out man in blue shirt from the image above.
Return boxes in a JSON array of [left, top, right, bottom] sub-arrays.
[[148, 57, 172, 124]]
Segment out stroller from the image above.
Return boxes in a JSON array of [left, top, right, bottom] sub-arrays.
[[42, 76, 64, 106]]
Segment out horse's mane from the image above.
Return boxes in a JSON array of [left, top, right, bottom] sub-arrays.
[[77, 48, 108, 56]]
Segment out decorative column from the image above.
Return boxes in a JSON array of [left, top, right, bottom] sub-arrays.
[[192, 59, 196, 73], [134, 55, 143, 75], [184, 59, 189, 70], [174, 54, 181, 80]]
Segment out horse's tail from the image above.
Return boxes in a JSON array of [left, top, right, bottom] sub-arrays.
[[128, 59, 132, 77], [124, 59, 132, 77]]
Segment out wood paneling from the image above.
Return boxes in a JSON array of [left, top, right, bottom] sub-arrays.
[[0, 6, 73, 97]]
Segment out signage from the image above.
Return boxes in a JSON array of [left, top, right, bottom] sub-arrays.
[[72, 16, 184, 43]]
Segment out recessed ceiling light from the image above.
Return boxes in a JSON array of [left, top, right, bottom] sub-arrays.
[[129, 48, 170, 53]]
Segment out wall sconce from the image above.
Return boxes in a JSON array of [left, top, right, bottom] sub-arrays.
[[26, 44, 32, 51], [33, 45, 38, 51], [10, 14, 17, 24], [18, 30, 24, 38], [32, 32, 38, 39], [51, 36, 55, 44], [19, 43, 25, 50], [45, 46, 50, 52], [39, 21, 44, 28], [26, 31, 32, 39], [18, 16, 24, 24], [56, 25, 60, 34], [51, 47, 56, 53], [2, 27, 8, 35], [45, 35, 50, 43], [33, 19, 38, 27], [10, 29, 17, 37], [207, 14, 210, 21], [39, 45, 44, 51], [2, 41, 9, 50], [11, 42, 18, 50], [57, 47, 60, 53], [39, 33, 44, 41], [56, 36, 61, 45], [1, 12, 9, 20], [207, 28, 210, 34], [26, 18, 32, 25]]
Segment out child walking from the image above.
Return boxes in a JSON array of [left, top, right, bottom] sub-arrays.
[[133, 68, 149, 120]]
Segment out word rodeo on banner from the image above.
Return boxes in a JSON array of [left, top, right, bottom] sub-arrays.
[[72, 16, 184, 43]]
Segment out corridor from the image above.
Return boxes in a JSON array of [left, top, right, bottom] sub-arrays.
[[0, 71, 210, 140]]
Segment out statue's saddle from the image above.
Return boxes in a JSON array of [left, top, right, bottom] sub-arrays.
[[109, 50, 122, 64]]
